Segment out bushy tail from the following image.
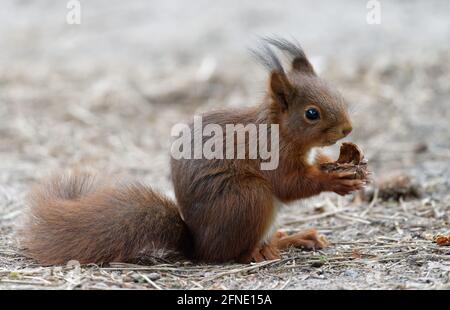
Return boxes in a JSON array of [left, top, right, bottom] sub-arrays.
[[19, 172, 192, 265]]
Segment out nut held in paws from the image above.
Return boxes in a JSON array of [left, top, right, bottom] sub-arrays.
[[320, 142, 369, 180]]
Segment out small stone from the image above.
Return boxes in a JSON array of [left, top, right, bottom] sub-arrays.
[[343, 269, 359, 279], [311, 260, 324, 268], [66, 260, 81, 268]]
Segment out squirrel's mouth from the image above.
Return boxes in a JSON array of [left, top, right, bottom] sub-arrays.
[[323, 139, 339, 146], [323, 134, 347, 146]]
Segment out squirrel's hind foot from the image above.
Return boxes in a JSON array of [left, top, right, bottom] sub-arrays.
[[238, 243, 281, 263], [275, 228, 329, 251], [238, 228, 328, 264]]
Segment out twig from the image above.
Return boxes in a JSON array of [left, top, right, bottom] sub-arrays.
[[336, 214, 371, 224], [140, 273, 163, 290], [283, 208, 351, 225], [360, 187, 378, 217], [102, 266, 183, 272], [279, 277, 291, 289], [190, 280, 204, 289], [0, 279, 51, 286], [198, 260, 277, 283]]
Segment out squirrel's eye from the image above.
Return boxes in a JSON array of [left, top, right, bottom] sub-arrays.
[[305, 108, 320, 121]]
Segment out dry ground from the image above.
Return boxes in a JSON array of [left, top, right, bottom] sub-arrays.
[[0, 0, 449, 289]]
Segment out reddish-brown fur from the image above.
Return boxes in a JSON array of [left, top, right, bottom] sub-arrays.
[[19, 38, 366, 265], [20, 173, 192, 265]]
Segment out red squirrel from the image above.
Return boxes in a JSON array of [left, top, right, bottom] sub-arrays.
[[19, 38, 367, 265]]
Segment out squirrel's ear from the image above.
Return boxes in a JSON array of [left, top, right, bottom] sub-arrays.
[[292, 56, 315, 75], [269, 71, 294, 111]]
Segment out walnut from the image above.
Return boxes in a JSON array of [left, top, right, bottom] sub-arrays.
[[320, 142, 369, 180]]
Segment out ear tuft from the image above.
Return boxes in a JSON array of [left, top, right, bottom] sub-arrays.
[[263, 37, 316, 75]]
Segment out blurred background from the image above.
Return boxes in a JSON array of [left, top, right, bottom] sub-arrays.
[[1, 0, 449, 189], [0, 0, 450, 289]]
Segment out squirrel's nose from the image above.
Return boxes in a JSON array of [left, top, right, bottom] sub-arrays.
[[341, 126, 353, 137]]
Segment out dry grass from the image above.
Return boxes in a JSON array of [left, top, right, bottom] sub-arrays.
[[1, 50, 450, 289], [2, 196, 450, 289]]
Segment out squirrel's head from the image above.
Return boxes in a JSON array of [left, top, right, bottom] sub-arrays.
[[253, 37, 352, 149]]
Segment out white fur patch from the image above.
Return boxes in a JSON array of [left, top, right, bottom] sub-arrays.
[[260, 197, 284, 245], [307, 148, 318, 165]]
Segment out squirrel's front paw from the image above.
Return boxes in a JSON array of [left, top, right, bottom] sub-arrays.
[[325, 171, 367, 196]]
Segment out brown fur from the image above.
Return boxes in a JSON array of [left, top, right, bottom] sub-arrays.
[[20, 172, 191, 265], [19, 37, 366, 265]]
